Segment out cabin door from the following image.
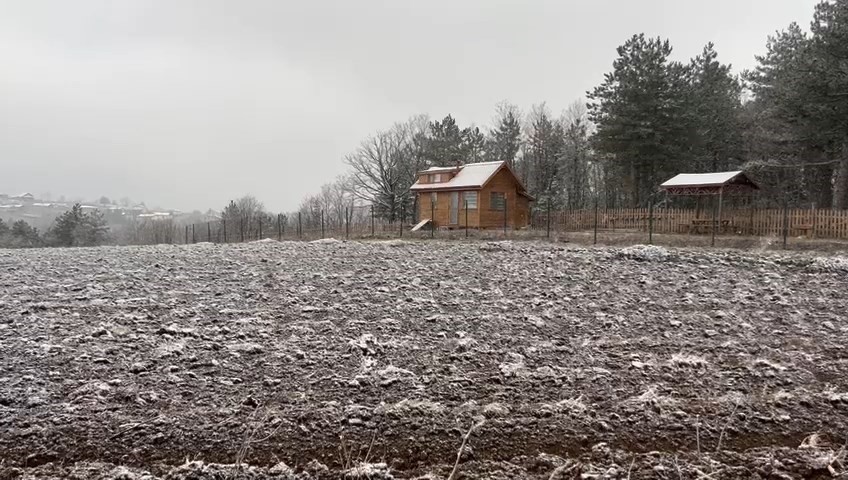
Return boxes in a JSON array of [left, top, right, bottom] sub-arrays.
[[449, 192, 459, 224]]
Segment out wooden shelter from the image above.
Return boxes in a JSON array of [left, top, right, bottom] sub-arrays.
[[410, 161, 533, 229], [660, 171, 759, 196], [660, 170, 759, 244]]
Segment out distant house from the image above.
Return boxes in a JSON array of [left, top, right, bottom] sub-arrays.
[[410, 161, 534, 229], [12, 193, 35, 204]]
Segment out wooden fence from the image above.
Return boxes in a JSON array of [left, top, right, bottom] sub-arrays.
[[531, 208, 848, 240]]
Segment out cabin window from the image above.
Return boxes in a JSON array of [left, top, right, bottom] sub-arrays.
[[490, 192, 505, 211], [463, 191, 478, 209], [430, 192, 438, 205], [431, 173, 442, 183]]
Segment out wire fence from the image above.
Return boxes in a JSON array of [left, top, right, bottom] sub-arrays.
[[127, 204, 848, 249], [119, 201, 848, 249]]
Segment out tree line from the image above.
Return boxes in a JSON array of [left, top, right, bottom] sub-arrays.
[[295, 1, 848, 219], [0, 204, 109, 248]]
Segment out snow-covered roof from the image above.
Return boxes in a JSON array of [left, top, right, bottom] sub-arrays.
[[661, 171, 744, 188], [411, 161, 506, 191], [422, 166, 461, 173]]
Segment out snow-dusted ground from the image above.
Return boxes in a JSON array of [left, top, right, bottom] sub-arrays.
[[1, 240, 847, 479]]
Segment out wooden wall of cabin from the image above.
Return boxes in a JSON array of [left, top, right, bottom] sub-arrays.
[[417, 191, 481, 228], [478, 169, 530, 229]]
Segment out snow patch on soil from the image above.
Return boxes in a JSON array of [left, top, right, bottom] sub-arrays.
[[810, 256, 848, 272], [309, 238, 341, 244], [619, 245, 673, 261]]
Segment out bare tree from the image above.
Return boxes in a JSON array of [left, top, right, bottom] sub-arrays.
[[559, 101, 594, 209], [222, 195, 268, 240], [346, 115, 429, 222]]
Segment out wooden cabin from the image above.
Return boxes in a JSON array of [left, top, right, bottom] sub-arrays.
[[410, 161, 533, 229]]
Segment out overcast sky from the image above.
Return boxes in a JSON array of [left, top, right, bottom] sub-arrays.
[[0, 0, 820, 212]]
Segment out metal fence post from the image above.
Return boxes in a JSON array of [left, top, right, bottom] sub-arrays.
[[321, 210, 325, 239], [399, 205, 404, 238], [711, 196, 717, 247], [184, 225, 188, 244], [370, 205, 375, 237], [546, 199, 551, 238], [298, 212, 302, 239], [345, 207, 350, 240], [593, 196, 599, 245], [240, 217, 245, 243], [192, 224, 196, 244], [430, 201, 435, 239], [277, 214, 282, 240], [465, 201, 469, 238], [783, 204, 789, 249], [207, 222, 211, 243], [503, 200, 507, 235], [258, 217, 263, 240], [648, 198, 654, 245], [223, 219, 227, 243]]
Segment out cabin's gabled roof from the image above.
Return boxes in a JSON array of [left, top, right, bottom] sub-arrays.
[[410, 161, 533, 198]]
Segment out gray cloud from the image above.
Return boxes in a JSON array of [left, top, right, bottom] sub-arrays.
[[0, 0, 818, 211]]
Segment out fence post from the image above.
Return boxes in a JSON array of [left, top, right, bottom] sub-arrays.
[[711, 197, 717, 247], [430, 201, 435, 239], [298, 212, 302, 239], [207, 222, 211, 243], [184, 225, 188, 244], [783, 204, 789, 249], [399, 205, 404, 238], [811, 204, 817, 239], [321, 210, 325, 239], [370, 205, 375, 237], [223, 219, 227, 243], [503, 200, 507, 236], [192, 224, 196, 244], [278, 214, 282, 241], [465, 201, 469, 238], [648, 198, 654, 245], [258, 217, 263, 240], [546, 199, 551, 238], [240, 217, 245, 243], [345, 207, 350, 240], [594, 196, 599, 245]]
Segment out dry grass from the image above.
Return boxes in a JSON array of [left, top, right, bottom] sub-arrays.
[[626, 386, 678, 409]]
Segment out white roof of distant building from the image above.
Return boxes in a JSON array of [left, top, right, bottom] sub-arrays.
[[411, 161, 508, 191], [661, 171, 744, 188]]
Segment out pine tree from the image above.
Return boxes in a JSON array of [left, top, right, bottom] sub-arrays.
[[587, 34, 693, 206], [49, 204, 110, 246], [689, 43, 744, 172], [51, 204, 86, 246], [462, 126, 486, 163], [808, 0, 848, 208], [523, 104, 565, 207], [10, 220, 40, 247], [425, 115, 466, 166], [486, 103, 522, 166]]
